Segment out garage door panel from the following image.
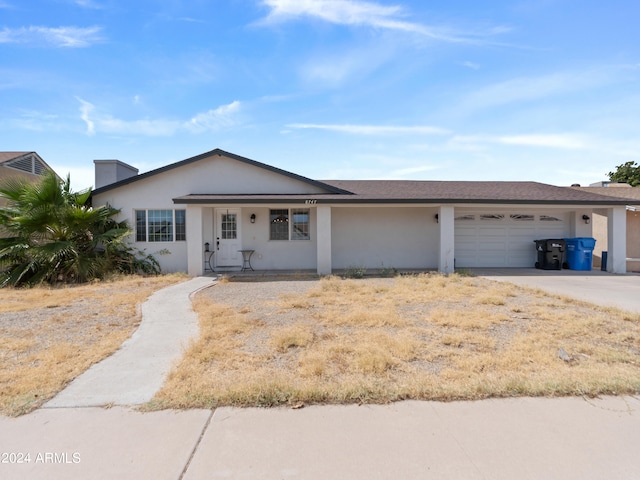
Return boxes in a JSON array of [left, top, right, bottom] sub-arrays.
[[507, 252, 538, 267], [481, 254, 509, 267], [454, 212, 569, 268], [479, 227, 507, 236], [478, 242, 507, 253]]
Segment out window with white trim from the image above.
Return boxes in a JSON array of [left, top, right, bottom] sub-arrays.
[[135, 209, 186, 242], [270, 208, 310, 240]]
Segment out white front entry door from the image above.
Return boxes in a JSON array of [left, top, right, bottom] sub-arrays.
[[215, 209, 242, 268]]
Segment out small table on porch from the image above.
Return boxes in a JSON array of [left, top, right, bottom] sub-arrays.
[[204, 250, 214, 272], [238, 249, 255, 272]]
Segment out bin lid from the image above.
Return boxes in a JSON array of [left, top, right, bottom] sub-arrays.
[[564, 237, 596, 249]]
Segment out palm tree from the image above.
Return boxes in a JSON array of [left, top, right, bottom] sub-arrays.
[[0, 172, 159, 287]]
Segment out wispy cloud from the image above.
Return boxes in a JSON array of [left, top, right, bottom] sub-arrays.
[[460, 61, 480, 70], [184, 101, 241, 133], [497, 134, 586, 149], [77, 97, 96, 134], [0, 25, 104, 47], [452, 133, 587, 150], [6, 110, 62, 132], [74, 0, 103, 9], [76, 98, 242, 136], [459, 70, 613, 111], [288, 123, 451, 135], [299, 43, 395, 86], [260, 0, 506, 43]]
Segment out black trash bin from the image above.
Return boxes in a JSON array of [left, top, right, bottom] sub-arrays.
[[534, 239, 566, 270]]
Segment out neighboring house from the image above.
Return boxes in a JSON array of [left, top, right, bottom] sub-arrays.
[[0, 152, 59, 206], [574, 182, 640, 273], [90, 148, 630, 276]]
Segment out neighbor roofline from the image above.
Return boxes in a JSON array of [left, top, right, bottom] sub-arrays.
[[91, 148, 353, 196], [0, 151, 61, 180]]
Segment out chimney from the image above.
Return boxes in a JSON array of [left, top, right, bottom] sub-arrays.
[[94, 160, 139, 188]]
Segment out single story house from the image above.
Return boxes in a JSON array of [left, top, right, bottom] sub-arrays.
[[573, 182, 640, 272], [90, 148, 630, 276]]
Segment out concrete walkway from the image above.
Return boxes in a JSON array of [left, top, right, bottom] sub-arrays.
[[45, 276, 214, 407], [3, 271, 640, 479]]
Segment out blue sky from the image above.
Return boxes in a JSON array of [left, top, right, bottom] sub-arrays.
[[1, 0, 639, 190]]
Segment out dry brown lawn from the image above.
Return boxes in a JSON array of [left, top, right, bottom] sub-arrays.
[[0, 274, 186, 416], [151, 273, 640, 409]]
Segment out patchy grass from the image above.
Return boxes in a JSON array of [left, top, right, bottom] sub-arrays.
[[151, 273, 640, 410], [0, 274, 187, 416]]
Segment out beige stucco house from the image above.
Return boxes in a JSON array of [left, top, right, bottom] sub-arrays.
[[90, 149, 631, 276], [0, 152, 59, 206], [574, 182, 640, 272], [0, 152, 56, 180]]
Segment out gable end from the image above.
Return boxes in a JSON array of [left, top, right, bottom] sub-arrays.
[[91, 149, 353, 196]]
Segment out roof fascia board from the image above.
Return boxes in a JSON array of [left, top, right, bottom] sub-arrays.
[[173, 197, 630, 206]]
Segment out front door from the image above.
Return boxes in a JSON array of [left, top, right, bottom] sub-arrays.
[[215, 209, 242, 268]]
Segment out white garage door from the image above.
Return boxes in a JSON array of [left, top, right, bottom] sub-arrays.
[[455, 212, 569, 268]]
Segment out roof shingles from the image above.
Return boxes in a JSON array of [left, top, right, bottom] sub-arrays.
[[173, 180, 631, 205]]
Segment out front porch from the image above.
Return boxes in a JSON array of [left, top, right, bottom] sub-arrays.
[[184, 204, 629, 277]]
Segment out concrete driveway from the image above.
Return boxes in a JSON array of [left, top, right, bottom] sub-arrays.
[[470, 268, 640, 313]]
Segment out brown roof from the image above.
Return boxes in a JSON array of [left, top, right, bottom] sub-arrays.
[[174, 180, 630, 205], [575, 186, 640, 205], [0, 152, 32, 164]]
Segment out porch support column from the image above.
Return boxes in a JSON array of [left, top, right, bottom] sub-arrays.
[[316, 205, 332, 275], [607, 206, 626, 274], [438, 205, 455, 274], [186, 205, 204, 277]]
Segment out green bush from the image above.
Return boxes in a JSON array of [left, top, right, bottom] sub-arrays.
[[0, 172, 159, 287]]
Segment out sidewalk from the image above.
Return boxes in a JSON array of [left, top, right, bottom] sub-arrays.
[[1, 396, 639, 479]]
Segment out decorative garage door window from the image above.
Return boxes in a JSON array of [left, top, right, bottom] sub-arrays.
[[540, 215, 563, 222], [480, 214, 505, 221], [511, 214, 535, 221], [455, 215, 475, 221]]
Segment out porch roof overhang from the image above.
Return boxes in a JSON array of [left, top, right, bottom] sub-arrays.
[[172, 194, 630, 206]]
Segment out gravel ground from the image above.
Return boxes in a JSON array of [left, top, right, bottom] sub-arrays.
[[202, 277, 322, 312]]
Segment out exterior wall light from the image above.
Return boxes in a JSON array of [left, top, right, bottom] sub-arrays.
[[582, 214, 591, 224], [435, 214, 439, 223], [204, 242, 210, 252], [250, 213, 256, 223]]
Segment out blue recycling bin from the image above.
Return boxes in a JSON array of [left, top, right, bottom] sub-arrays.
[[564, 237, 596, 271]]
